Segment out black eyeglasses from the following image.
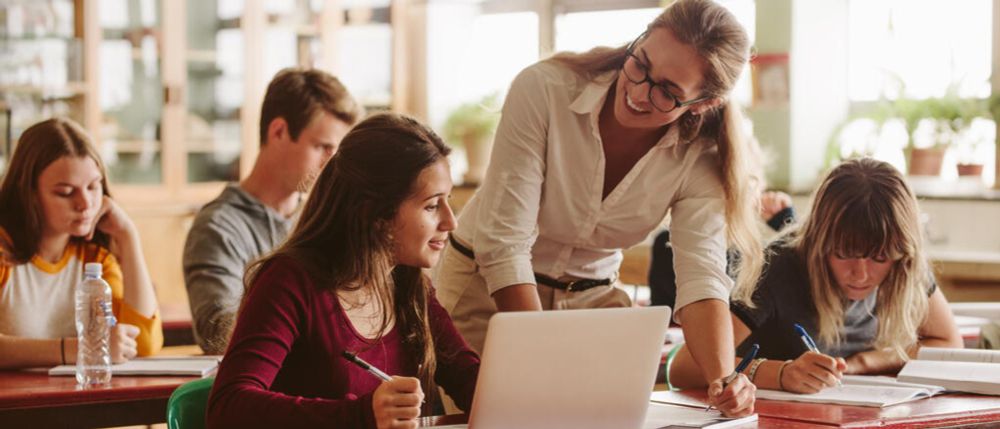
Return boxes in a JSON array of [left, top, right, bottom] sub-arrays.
[[623, 32, 710, 113]]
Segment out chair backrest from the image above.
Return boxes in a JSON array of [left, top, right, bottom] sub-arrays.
[[166, 376, 215, 429]]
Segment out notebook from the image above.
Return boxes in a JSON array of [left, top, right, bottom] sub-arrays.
[[897, 347, 1000, 395], [49, 356, 221, 377], [652, 376, 943, 408]]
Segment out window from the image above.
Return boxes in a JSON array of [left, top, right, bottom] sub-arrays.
[[842, 0, 996, 188], [848, 0, 992, 101]]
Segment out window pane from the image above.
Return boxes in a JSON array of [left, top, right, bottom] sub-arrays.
[[426, 8, 538, 126], [99, 0, 163, 184], [186, 0, 245, 183], [848, 0, 992, 101]]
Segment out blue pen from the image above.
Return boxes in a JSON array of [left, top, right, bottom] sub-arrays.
[[794, 323, 842, 387], [706, 343, 759, 411]]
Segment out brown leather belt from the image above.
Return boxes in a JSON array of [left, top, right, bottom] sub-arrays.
[[448, 235, 612, 292]]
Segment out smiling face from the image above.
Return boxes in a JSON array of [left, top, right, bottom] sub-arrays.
[[391, 159, 456, 269], [36, 156, 105, 239], [612, 27, 709, 130]]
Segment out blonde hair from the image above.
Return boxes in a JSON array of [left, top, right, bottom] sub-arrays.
[[789, 158, 929, 354], [549, 0, 763, 302]]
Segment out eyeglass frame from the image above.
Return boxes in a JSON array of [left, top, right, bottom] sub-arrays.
[[622, 32, 711, 113]]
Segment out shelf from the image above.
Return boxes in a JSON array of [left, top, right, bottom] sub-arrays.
[[0, 82, 88, 99], [0, 34, 76, 42], [104, 139, 162, 154]]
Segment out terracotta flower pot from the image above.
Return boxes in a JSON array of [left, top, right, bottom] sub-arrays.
[[957, 163, 984, 177], [908, 147, 946, 176]]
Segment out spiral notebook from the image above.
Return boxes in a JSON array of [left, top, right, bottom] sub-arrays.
[[49, 356, 221, 377]]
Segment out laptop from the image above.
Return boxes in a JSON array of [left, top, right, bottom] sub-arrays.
[[459, 306, 671, 429]]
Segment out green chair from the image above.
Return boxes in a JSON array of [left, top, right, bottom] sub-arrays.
[[166, 377, 215, 429], [663, 343, 684, 390]]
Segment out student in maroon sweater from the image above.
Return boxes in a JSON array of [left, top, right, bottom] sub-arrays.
[[207, 113, 480, 429]]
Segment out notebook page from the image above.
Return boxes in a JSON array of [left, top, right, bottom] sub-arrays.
[[841, 375, 945, 393], [643, 403, 757, 429], [756, 385, 933, 407], [917, 347, 1000, 363]]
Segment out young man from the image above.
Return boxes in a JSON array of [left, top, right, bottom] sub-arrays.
[[183, 68, 364, 354]]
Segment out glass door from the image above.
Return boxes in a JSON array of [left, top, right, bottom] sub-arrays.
[[185, 0, 245, 183], [98, 0, 164, 184]]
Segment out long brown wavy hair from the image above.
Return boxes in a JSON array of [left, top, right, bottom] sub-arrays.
[[788, 158, 929, 354], [548, 0, 763, 303], [244, 113, 451, 400], [0, 118, 112, 264]]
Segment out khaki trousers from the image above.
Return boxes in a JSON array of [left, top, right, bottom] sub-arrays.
[[432, 241, 632, 354]]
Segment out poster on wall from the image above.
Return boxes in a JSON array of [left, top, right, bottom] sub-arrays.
[[751, 53, 789, 108]]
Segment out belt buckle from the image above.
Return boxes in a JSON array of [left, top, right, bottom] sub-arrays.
[[565, 280, 581, 292]]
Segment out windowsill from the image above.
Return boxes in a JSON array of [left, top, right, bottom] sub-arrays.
[[789, 177, 1000, 201]]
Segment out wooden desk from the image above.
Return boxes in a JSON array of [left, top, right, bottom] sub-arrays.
[[0, 370, 198, 428], [417, 412, 835, 428], [657, 390, 1000, 428], [0, 345, 207, 428]]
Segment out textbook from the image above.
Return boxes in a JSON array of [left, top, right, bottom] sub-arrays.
[[897, 347, 1000, 395], [754, 375, 944, 407], [49, 356, 221, 377]]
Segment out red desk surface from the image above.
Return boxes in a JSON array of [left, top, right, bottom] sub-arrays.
[[0, 370, 198, 428], [658, 389, 1000, 428], [418, 413, 835, 428]]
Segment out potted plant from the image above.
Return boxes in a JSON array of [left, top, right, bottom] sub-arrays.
[[442, 93, 501, 185], [894, 96, 947, 176]]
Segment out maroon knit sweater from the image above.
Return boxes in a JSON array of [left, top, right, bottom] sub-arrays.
[[206, 256, 480, 428]]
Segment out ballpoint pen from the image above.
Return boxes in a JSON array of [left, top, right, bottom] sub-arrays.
[[341, 351, 392, 382], [706, 343, 759, 412], [794, 323, 842, 387]]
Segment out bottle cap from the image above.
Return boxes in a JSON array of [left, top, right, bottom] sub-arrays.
[[84, 262, 102, 277]]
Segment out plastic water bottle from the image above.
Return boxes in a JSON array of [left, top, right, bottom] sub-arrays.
[[75, 262, 115, 386]]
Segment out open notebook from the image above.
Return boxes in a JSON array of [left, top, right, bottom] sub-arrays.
[[49, 356, 221, 377], [753, 375, 945, 407], [424, 402, 757, 429], [898, 347, 1000, 395]]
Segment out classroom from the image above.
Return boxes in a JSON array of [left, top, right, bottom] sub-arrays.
[[2, 0, 1000, 428]]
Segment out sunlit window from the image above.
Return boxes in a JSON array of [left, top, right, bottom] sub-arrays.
[[848, 0, 992, 101], [427, 8, 538, 126]]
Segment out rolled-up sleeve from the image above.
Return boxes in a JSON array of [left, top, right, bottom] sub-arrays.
[[669, 151, 732, 321], [472, 65, 550, 294]]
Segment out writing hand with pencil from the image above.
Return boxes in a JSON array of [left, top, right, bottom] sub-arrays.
[[343, 351, 425, 429], [780, 324, 847, 393]]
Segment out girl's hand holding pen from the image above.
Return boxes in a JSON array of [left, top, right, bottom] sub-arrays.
[[373, 376, 425, 429], [708, 374, 756, 417], [781, 351, 847, 393]]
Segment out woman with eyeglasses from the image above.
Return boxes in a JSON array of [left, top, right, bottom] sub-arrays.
[[433, 0, 761, 416]]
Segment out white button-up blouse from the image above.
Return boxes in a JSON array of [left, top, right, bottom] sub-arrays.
[[451, 60, 732, 314]]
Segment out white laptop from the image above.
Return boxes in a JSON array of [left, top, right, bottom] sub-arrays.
[[458, 306, 671, 429]]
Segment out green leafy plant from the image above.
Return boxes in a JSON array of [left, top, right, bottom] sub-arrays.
[[441, 93, 501, 149]]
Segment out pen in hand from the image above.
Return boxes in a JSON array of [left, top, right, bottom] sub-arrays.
[[341, 351, 392, 381], [794, 323, 842, 387], [706, 343, 759, 412]]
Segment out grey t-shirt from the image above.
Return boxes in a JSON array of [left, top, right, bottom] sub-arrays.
[[732, 244, 936, 360], [183, 184, 296, 354]]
